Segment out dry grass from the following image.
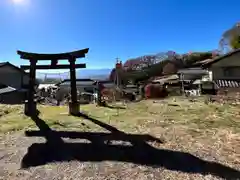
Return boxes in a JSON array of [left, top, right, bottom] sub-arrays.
[[0, 97, 239, 180]]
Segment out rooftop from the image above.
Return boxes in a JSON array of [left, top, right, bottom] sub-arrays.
[[0, 62, 28, 75], [177, 68, 208, 74], [202, 48, 240, 67], [0, 83, 16, 95]]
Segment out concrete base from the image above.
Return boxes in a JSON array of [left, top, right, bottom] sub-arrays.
[[24, 101, 37, 117], [68, 101, 80, 116]]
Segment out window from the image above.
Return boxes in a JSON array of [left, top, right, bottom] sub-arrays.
[[223, 67, 232, 77], [223, 67, 240, 77]]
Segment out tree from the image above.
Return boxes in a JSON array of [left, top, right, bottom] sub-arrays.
[[109, 68, 116, 82], [162, 61, 178, 75], [182, 52, 215, 67], [109, 67, 128, 85], [123, 55, 157, 71], [123, 59, 141, 71], [230, 35, 240, 50], [220, 23, 240, 52]]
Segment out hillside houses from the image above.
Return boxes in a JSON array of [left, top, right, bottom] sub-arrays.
[[1, 48, 240, 104], [146, 49, 240, 96], [176, 49, 240, 95]]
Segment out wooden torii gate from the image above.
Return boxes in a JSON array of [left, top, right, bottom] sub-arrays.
[[18, 48, 89, 117]]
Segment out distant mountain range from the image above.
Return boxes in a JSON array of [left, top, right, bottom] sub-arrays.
[[36, 68, 112, 80], [77, 68, 111, 79]]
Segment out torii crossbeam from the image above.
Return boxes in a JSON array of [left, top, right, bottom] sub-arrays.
[[18, 48, 89, 117]]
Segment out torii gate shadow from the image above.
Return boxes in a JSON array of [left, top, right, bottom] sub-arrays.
[[21, 113, 240, 179]]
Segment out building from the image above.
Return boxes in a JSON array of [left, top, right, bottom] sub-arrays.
[[177, 67, 211, 94], [0, 83, 28, 104], [201, 49, 240, 79], [0, 62, 31, 104], [178, 49, 240, 95], [0, 62, 30, 89], [59, 79, 96, 93], [201, 49, 240, 95], [59, 79, 115, 93]]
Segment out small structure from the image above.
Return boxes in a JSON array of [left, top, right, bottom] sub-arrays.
[[177, 67, 210, 95], [0, 62, 33, 104], [18, 48, 89, 116], [177, 48, 240, 95], [0, 86, 27, 104], [151, 74, 179, 85], [201, 48, 240, 95], [0, 62, 31, 89], [59, 79, 95, 93]]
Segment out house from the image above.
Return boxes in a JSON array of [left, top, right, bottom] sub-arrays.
[[59, 79, 96, 94], [201, 49, 240, 95], [0, 83, 28, 104], [0, 62, 30, 89], [177, 67, 212, 95], [178, 49, 240, 95], [59, 79, 115, 94], [151, 74, 179, 85], [0, 62, 31, 104], [0, 87, 28, 104]]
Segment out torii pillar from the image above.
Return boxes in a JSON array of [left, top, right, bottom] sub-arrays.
[[68, 56, 79, 115]]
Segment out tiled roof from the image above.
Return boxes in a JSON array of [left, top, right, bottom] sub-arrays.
[[202, 48, 240, 67], [0, 62, 8, 66], [214, 80, 240, 88], [177, 68, 208, 74], [193, 59, 215, 66], [0, 86, 16, 94], [0, 62, 28, 75], [152, 74, 179, 84]]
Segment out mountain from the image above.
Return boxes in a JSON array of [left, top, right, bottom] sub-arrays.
[[76, 68, 111, 79], [36, 68, 112, 80]]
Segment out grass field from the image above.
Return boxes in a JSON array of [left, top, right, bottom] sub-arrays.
[[0, 97, 239, 179]]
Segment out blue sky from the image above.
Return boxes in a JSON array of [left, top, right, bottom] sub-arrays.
[[0, 0, 239, 71]]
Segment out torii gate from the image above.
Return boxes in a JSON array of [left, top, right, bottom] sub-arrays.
[[18, 48, 89, 117]]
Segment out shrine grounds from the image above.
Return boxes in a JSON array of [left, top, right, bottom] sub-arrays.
[[0, 97, 239, 180]]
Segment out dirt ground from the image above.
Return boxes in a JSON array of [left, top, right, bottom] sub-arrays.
[[0, 97, 239, 180]]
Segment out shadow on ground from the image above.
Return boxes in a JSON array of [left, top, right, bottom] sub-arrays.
[[104, 104, 126, 109], [21, 112, 240, 179]]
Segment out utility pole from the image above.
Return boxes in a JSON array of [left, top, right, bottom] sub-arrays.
[[115, 57, 122, 88]]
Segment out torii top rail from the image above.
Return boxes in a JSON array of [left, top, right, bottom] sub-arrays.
[[18, 48, 89, 116], [17, 48, 89, 60]]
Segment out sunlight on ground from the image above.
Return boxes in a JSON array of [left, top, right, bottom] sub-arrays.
[[0, 97, 239, 179], [0, 97, 240, 134]]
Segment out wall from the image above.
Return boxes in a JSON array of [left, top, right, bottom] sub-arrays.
[[0, 91, 26, 104], [59, 82, 115, 93], [0, 65, 29, 89], [22, 74, 29, 86], [59, 84, 96, 93], [210, 51, 240, 80]]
